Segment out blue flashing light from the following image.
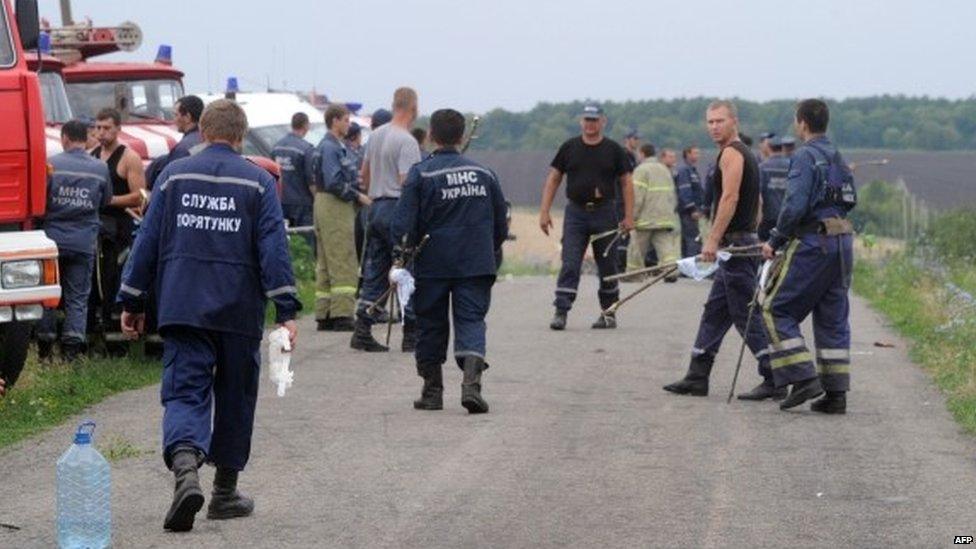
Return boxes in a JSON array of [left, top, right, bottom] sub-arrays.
[[226, 77, 240, 94], [38, 32, 51, 55], [155, 44, 173, 65], [345, 102, 363, 114]]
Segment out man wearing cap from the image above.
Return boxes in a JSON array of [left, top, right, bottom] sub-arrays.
[[674, 146, 705, 258], [623, 129, 641, 170], [759, 131, 776, 162], [758, 136, 791, 241], [540, 104, 634, 330]]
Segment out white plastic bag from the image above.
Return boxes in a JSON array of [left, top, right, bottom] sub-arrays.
[[267, 326, 294, 397], [388, 268, 415, 324], [676, 251, 732, 281]]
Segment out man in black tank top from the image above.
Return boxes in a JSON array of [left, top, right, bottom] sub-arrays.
[[89, 108, 147, 339], [663, 100, 780, 401]]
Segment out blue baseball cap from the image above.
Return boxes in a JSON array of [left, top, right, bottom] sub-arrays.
[[625, 129, 640, 139], [759, 131, 777, 140], [370, 108, 392, 129], [780, 136, 796, 147], [581, 104, 604, 119]]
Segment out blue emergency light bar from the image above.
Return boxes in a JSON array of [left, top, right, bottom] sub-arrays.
[[155, 44, 173, 65], [226, 77, 240, 94]]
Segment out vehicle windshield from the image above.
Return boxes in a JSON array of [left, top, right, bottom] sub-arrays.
[[65, 78, 183, 122], [0, 6, 13, 68], [251, 123, 326, 149], [39, 71, 73, 123]]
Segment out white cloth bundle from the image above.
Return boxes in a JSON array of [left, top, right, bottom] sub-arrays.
[[388, 268, 416, 323], [676, 251, 732, 281], [267, 326, 294, 397]]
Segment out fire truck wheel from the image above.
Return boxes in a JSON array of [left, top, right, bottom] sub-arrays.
[[0, 321, 32, 389]]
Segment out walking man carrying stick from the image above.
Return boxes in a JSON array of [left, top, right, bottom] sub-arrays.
[[662, 100, 781, 400], [540, 104, 634, 331]]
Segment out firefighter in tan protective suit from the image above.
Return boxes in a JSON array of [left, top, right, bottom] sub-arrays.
[[627, 143, 679, 282]]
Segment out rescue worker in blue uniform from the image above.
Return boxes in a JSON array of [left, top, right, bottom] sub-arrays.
[[674, 146, 705, 258], [758, 136, 791, 241], [540, 104, 635, 331], [147, 96, 205, 190], [392, 109, 508, 413], [118, 100, 301, 532], [663, 101, 779, 400], [761, 99, 856, 414], [37, 120, 112, 360], [272, 112, 317, 252]]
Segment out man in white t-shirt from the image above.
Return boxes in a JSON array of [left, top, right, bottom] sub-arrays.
[[351, 87, 422, 353]]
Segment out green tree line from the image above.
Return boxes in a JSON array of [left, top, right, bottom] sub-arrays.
[[468, 96, 976, 152]]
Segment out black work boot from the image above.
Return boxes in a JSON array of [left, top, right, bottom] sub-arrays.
[[401, 321, 418, 353], [663, 356, 714, 396], [591, 313, 617, 329], [460, 356, 489, 414], [61, 342, 84, 362], [37, 340, 54, 361], [413, 363, 443, 410], [350, 318, 388, 352], [207, 468, 254, 520], [811, 391, 847, 414], [779, 377, 824, 410], [316, 318, 334, 331], [330, 317, 355, 332], [163, 447, 205, 532], [549, 311, 567, 331], [737, 380, 788, 401]]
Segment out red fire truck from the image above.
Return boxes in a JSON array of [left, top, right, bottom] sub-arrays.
[[0, 0, 61, 389]]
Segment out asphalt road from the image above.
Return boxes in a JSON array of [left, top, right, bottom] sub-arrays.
[[1, 276, 974, 548]]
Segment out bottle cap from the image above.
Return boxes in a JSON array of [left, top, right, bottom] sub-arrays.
[[74, 421, 96, 445]]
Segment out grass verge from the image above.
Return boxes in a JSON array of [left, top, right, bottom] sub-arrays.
[[0, 355, 162, 450], [854, 254, 976, 433]]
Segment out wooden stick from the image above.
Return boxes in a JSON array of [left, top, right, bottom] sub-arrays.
[[602, 244, 765, 282], [602, 265, 678, 315]]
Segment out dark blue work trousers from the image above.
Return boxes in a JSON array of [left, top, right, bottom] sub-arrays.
[[160, 325, 261, 472], [554, 201, 620, 312], [679, 211, 702, 258], [282, 203, 315, 254], [690, 235, 772, 381], [37, 249, 94, 345], [413, 275, 494, 369], [356, 199, 415, 325], [762, 234, 853, 391]]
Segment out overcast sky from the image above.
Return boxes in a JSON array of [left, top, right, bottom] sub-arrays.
[[39, 0, 976, 114]]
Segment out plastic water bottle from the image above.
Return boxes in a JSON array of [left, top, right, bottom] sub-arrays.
[[56, 421, 111, 549]]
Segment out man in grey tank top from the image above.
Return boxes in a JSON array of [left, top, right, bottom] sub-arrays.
[[351, 87, 422, 353]]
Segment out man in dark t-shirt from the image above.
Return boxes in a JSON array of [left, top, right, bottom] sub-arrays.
[[662, 100, 778, 401], [539, 104, 634, 330]]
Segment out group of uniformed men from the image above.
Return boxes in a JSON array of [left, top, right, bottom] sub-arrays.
[[543, 99, 854, 415]]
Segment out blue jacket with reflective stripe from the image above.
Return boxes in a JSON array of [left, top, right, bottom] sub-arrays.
[[391, 149, 508, 279], [272, 132, 315, 206], [674, 162, 704, 213], [119, 143, 300, 338], [317, 133, 360, 202], [759, 155, 791, 227], [44, 149, 112, 254]]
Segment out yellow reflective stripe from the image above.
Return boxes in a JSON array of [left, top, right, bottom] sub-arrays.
[[772, 351, 813, 369], [647, 185, 673, 192], [332, 286, 357, 295], [315, 291, 332, 298], [761, 240, 800, 346], [817, 363, 850, 375]]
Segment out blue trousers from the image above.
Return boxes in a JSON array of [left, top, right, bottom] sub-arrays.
[[762, 234, 853, 391], [37, 249, 94, 346], [554, 202, 620, 312], [356, 199, 415, 325], [160, 325, 261, 471], [413, 276, 494, 369], [691, 235, 771, 380], [282, 203, 315, 254], [679, 211, 702, 258]]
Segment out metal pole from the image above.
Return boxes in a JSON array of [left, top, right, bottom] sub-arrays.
[[727, 261, 765, 403]]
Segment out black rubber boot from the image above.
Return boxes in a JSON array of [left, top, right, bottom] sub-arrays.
[[207, 468, 254, 520], [330, 317, 355, 332], [663, 355, 713, 396], [779, 377, 825, 410], [61, 342, 84, 362], [316, 318, 334, 331], [811, 391, 847, 414], [37, 340, 54, 362], [460, 356, 489, 414], [401, 321, 417, 353], [737, 380, 788, 401], [590, 313, 617, 329], [350, 318, 388, 352], [413, 363, 443, 410], [549, 311, 567, 331], [163, 447, 205, 532]]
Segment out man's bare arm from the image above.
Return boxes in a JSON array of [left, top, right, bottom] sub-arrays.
[[110, 151, 146, 209], [539, 168, 563, 235], [361, 160, 371, 194], [619, 172, 635, 230]]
